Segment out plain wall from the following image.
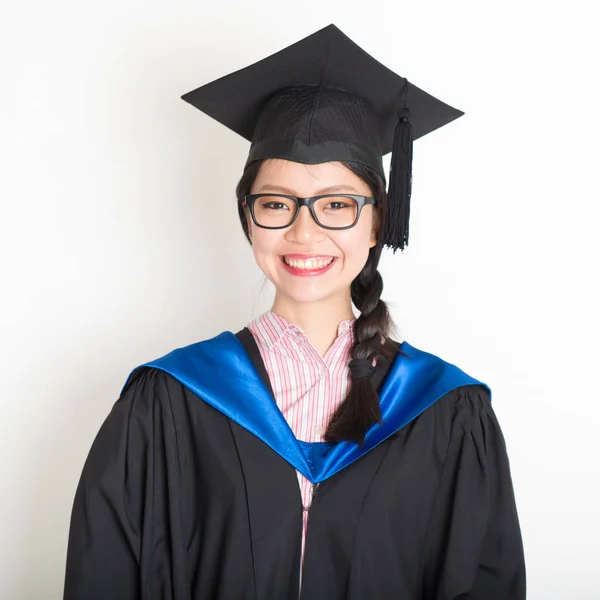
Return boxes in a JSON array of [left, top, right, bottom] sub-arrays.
[[1, 0, 599, 598]]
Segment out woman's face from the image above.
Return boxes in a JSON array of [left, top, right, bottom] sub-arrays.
[[246, 159, 378, 307]]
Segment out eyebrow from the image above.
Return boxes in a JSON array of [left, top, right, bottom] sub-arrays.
[[256, 183, 361, 195]]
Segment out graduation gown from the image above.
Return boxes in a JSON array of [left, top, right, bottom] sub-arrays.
[[63, 328, 526, 600]]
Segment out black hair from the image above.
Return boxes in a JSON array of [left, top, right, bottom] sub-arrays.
[[235, 159, 402, 445]]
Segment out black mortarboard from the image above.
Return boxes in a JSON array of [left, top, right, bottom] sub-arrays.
[[182, 24, 464, 253]]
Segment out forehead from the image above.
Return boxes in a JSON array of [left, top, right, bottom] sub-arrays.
[[251, 159, 371, 196]]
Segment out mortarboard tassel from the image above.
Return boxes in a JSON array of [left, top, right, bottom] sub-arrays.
[[382, 104, 413, 253]]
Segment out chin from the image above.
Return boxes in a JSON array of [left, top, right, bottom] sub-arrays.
[[275, 283, 345, 306]]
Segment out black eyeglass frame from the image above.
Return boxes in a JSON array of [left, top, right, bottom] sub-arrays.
[[243, 193, 377, 230]]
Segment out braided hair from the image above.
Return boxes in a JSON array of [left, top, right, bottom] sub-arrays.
[[236, 159, 402, 446]]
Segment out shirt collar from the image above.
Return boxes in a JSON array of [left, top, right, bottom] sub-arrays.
[[251, 309, 355, 351]]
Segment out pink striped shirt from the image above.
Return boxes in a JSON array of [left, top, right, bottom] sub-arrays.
[[247, 309, 355, 569]]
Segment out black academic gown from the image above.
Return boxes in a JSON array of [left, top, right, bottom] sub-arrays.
[[63, 329, 526, 600]]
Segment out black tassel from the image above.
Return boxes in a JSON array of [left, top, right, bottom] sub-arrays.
[[382, 107, 413, 253]]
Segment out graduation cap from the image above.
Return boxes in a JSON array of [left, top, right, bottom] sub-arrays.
[[181, 24, 464, 253]]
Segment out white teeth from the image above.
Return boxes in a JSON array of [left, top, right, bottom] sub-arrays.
[[283, 256, 334, 269]]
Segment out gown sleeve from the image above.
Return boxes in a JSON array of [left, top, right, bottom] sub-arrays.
[[421, 385, 526, 600], [63, 368, 181, 600]]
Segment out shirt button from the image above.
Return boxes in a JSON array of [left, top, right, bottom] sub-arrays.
[[315, 425, 325, 436]]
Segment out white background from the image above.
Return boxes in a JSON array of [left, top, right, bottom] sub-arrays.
[[1, 0, 599, 598]]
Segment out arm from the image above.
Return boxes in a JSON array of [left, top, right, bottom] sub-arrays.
[[421, 385, 526, 599], [467, 394, 525, 598], [63, 371, 155, 600]]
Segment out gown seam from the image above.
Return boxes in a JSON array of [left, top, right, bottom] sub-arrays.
[[163, 376, 182, 473]]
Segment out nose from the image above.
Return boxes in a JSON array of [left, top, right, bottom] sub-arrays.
[[286, 205, 325, 243]]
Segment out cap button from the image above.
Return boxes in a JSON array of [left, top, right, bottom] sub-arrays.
[[397, 107, 410, 121]]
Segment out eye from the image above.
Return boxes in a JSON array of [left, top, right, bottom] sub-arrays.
[[261, 201, 290, 211], [325, 201, 352, 210]]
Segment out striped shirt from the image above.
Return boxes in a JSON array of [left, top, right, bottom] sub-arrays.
[[247, 309, 355, 568]]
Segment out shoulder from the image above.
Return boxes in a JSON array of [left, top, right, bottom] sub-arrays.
[[120, 329, 238, 396], [116, 328, 247, 420], [399, 340, 491, 406], [431, 383, 511, 469], [110, 361, 230, 451], [435, 383, 494, 427], [397, 340, 495, 434], [121, 362, 181, 399]]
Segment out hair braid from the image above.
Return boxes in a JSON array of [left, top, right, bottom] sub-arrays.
[[324, 233, 398, 445]]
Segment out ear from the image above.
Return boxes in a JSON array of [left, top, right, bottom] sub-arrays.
[[245, 211, 253, 242], [369, 208, 379, 248]]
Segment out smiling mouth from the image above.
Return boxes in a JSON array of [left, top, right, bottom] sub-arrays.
[[281, 256, 335, 269]]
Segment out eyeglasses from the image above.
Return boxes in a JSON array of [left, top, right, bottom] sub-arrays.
[[243, 194, 376, 230]]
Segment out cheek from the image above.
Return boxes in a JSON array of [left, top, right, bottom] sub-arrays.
[[250, 231, 281, 265], [334, 225, 373, 261]]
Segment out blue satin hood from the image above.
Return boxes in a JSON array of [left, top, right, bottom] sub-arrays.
[[122, 331, 488, 484]]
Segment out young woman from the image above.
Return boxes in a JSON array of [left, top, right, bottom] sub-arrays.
[[64, 25, 526, 600]]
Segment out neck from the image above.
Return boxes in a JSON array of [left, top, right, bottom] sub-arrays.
[[271, 291, 355, 358]]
